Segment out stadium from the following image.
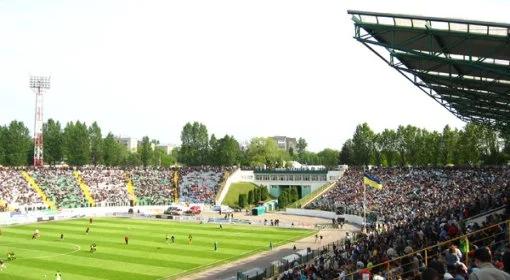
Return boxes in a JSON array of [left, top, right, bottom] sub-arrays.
[[1, 2, 510, 280]]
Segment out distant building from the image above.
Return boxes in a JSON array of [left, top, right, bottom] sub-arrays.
[[252, 168, 343, 199], [117, 137, 138, 152], [271, 136, 297, 151], [157, 144, 176, 155]]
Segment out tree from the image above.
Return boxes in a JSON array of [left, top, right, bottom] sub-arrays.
[[0, 125, 5, 165], [479, 125, 504, 165], [215, 135, 242, 166], [138, 136, 153, 167], [102, 133, 127, 166], [502, 132, 510, 163], [299, 151, 320, 165], [248, 190, 254, 204], [43, 119, 64, 165], [339, 139, 354, 165], [179, 122, 209, 166], [278, 191, 288, 209], [352, 123, 375, 166], [88, 122, 103, 165], [393, 125, 422, 166], [423, 131, 441, 167], [208, 134, 218, 165], [2, 121, 32, 166], [246, 137, 289, 168], [171, 147, 180, 165], [254, 187, 262, 203], [455, 123, 482, 165], [377, 129, 398, 167], [289, 187, 299, 202], [288, 147, 295, 158], [296, 137, 307, 155], [260, 187, 269, 201], [152, 147, 176, 167], [440, 125, 459, 166], [63, 121, 91, 166], [238, 194, 247, 208], [317, 148, 340, 168], [125, 152, 142, 167]]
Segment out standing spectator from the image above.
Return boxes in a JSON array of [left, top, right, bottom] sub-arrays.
[[469, 247, 510, 280]]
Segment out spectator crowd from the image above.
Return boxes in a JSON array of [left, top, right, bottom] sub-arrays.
[[285, 167, 510, 279], [178, 166, 228, 204], [0, 166, 231, 210], [29, 168, 88, 208], [130, 168, 174, 205], [309, 167, 510, 226], [0, 168, 43, 210]]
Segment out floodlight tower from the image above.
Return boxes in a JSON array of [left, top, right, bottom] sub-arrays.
[[29, 76, 51, 167]]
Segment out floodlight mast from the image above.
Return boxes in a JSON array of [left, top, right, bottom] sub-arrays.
[[29, 76, 50, 167]]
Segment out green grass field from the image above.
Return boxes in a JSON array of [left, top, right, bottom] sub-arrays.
[[0, 217, 312, 280], [223, 182, 258, 207]]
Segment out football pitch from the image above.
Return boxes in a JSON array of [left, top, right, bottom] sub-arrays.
[[0, 217, 313, 280]]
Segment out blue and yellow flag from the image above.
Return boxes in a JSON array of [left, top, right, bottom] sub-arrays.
[[363, 173, 383, 190]]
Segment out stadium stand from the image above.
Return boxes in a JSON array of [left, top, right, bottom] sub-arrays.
[[0, 167, 231, 209], [79, 167, 130, 207], [130, 168, 174, 205], [178, 166, 226, 204], [285, 167, 510, 279], [279, 212, 509, 280], [308, 167, 510, 225], [0, 168, 43, 210], [29, 168, 88, 208]]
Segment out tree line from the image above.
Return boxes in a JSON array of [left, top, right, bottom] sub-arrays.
[[177, 121, 340, 168], [339, 123, 510, 167], [0, 119, 176, 167], [3, 118, 506, 168], [0, 119, 339, 168], [237, 187, 270, 208]]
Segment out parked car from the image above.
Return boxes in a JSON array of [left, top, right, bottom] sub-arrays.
[[164, 206, 183, 216], [213, 204, 233, 213], [185, 205, 201, 215]]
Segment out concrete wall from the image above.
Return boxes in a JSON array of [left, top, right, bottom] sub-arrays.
[[0, 204, 207, 226], [285, 208, 365, 225], [216, 169, 255, 204]]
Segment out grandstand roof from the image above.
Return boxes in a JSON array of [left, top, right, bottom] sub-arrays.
[[348, 10, 510, 131]]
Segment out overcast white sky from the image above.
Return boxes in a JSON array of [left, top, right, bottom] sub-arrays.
[[0, 0, 508, 151]]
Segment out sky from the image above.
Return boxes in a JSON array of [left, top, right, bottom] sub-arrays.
[[0, 0, 508, 152]]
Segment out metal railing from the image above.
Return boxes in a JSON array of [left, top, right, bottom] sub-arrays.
[[234, 238, 348, 280]]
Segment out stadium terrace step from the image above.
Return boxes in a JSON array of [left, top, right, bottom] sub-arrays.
[[20, 171, 56, 210], [125, 175, 137, 205], [214, 170, 233, 204], [172, 170, 180, 203], [73, 171, 96, 207], [289, 169, 345, 209]]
